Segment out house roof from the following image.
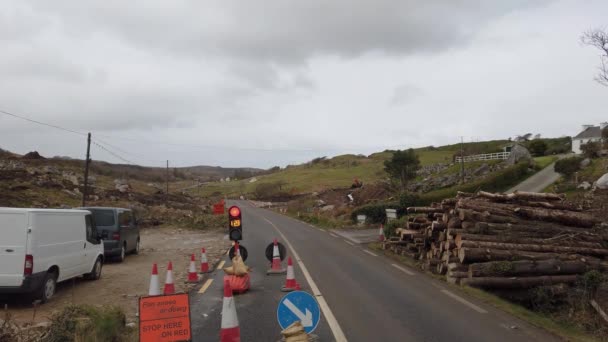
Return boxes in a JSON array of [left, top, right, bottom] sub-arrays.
[[573, 126, 602, 139]]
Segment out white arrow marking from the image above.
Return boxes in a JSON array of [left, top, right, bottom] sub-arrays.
[[283, 299, 313, 327]]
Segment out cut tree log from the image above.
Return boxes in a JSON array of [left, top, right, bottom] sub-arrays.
[[467, 222, 601, 238], [590, 300, 608, 325], [477, 191, 566, 203], [455, 240, 608, 257], [408, 207, 444, 214], [431, 221, 446, 231], [457, 199, 519, 218], [459, 248, 565, 263], [458, 209, 519, 224], [447, 271, 468, 278], [514, 207, 600, 228], [468, 259, 593, 277], [447, 263, 469, 272], [447, 228, 465, 237], [511, 191, 565, 202], [461, 221, 476, 229], [455, 233, 604, 249], [447, 217, 462, 229], [461, 275, 578, 289]]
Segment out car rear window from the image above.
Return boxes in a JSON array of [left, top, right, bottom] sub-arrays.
[[91, 210, 115, 227]]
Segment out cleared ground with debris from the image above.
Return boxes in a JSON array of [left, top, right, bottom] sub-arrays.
[[0, 227, 230, 324]]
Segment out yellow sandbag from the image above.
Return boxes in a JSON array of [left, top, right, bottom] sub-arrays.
[[281, 321, 309, 342], [223, 255, 249, 276]]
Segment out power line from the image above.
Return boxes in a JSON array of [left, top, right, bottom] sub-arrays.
[[91, 141, 134, 164], [0, 109, 86, 136]]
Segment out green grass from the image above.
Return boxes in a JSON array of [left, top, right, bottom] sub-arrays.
[[534, 155, 558, 169], [195, 140, 512, 198]]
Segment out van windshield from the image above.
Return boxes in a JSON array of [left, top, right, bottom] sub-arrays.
[[91, 210, 115, 227]]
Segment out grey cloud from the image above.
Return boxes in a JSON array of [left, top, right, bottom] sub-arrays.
[[390, 84, 424, 106], [27, 1, 553, 63]]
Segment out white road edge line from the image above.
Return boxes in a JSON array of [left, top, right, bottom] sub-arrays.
[[263, 217, 348, 342], [344, 240, 355, 246], [391, 263, 415, 276], [329, 233, 339, 238], [441, 289, 488, 314], [363, 250, 378, 257]]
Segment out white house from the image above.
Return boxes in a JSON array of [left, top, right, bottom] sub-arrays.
[[572, 122, 607, 154]]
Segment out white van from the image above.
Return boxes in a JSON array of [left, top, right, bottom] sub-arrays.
[[0, 208, 104, 302]]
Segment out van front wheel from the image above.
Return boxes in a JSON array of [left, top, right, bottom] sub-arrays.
[[85, 258, 103, 280]]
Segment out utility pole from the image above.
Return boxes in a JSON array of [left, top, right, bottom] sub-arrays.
[[166, 160, 169, 204], [82, 133, 91, 206], [460, 136, 465, 184]]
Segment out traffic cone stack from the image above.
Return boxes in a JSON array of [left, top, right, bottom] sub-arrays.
[[148, 263, 161, 296], [200, 248, 210, 273], [163, 262, 175, 295], [379, 224, 385, 242], [220, 279, 241, 342], [281, 257, 301, 292], [267, 238, 286, 275], [187, 254, 199, 283]]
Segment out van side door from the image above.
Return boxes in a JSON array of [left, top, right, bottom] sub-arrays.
[[0, 211, 28, 287], [118, 211, 134, 252]]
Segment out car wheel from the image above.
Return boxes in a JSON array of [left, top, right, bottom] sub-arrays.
[[117, 244, 126, 262], [85, 258, 103, 280], [133, 239, 140, 255], [39, 272, 57, 303]]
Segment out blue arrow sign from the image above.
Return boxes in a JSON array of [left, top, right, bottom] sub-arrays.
[[277, 291, 321, 334]]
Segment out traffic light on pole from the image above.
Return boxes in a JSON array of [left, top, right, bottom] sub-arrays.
[[228, 206, 242, 241]]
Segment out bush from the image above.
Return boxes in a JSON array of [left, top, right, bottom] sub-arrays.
[[253, 182, 288, 200], [579, 270, 605, 296], [528, 140, 548, 156], [554, 157, 583, 178], [581, 141, 601, 159], [384, 217, 408, 238], [418, 162, 532, 205], [399, 192, 421, 208], [44, 304, 131, 342]]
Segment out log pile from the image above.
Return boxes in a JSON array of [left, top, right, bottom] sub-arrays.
[[384, 191, 608, 290]]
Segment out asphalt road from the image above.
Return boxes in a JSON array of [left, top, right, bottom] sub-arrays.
[[189, 201, 561, 341]]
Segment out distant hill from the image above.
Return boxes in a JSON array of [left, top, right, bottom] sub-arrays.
[[0, 148, 265, 183], [196, 137, 572, 199], [197, 139, 513, 197]]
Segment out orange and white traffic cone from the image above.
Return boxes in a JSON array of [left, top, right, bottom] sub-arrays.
[[163, 261, 175, 295], [281, 257, 300, 292], [379, 224, 385, 242], [148, 263, 161, 296], [267, 238, 286, 275], [234, 241, 241, 257], [220, 279, 241, 342], [187, 254, 199, 283], [200, 248, 210, 273]]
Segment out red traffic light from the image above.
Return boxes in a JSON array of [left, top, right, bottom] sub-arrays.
[[229, 206, 241, 217]]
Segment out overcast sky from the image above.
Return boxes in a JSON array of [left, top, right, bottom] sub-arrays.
[[0, 1, 606, 168]]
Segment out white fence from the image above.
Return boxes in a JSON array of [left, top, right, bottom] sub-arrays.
[[455, 152, 511, 163]]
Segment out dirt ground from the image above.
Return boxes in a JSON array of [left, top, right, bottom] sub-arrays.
[[1, 227, 231, 324]]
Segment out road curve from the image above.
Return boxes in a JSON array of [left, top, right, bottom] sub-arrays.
[[190, 201, 561, 341]]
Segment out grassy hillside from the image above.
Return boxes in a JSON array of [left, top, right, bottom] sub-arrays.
[[196, 140, 512, 197]]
